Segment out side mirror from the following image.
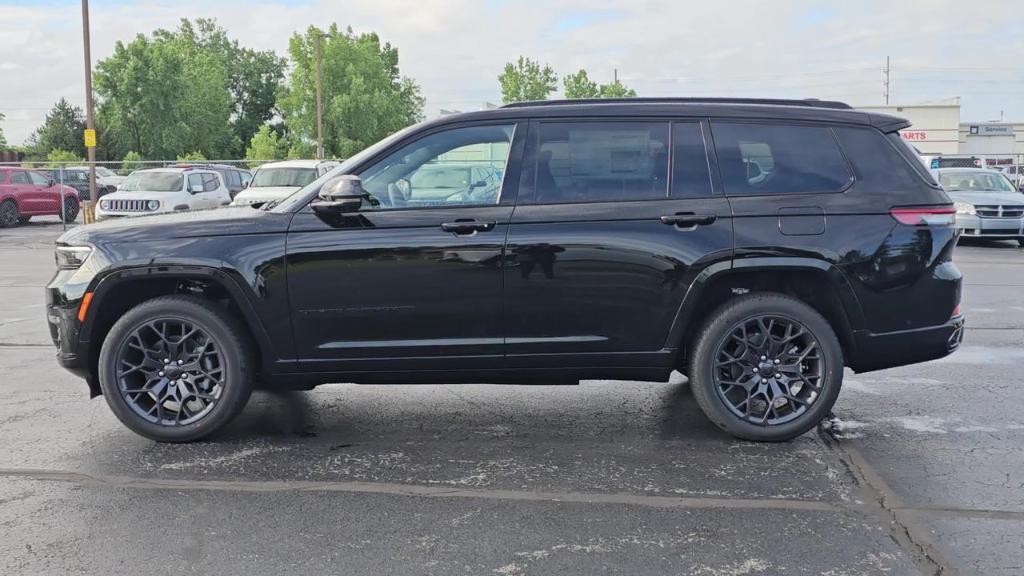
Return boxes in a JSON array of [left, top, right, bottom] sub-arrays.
[[48, 179, 57, 188], [242, 180, 249, 189], [190, 183, 204, 194], [311, 175, 368, 217]]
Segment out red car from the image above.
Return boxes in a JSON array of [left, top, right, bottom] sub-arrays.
[[0, 167, 80, 227]]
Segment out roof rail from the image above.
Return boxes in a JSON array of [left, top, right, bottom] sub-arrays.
[[501, 97, 853, 110]]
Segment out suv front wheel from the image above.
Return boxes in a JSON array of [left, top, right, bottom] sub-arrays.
[[689, 293, 843, 442], [98, 295, 253, 442]]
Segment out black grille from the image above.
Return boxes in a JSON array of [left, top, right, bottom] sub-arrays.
[[106, 199, 152, 212], [975, 205, 1024, 219]]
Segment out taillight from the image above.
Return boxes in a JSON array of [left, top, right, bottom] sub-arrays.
[[890, 206, 956, 226]]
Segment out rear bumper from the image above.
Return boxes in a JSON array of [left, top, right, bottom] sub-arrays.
[[849, 315, 964, 373]]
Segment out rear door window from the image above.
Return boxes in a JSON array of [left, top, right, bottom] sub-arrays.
[[10, 171, 30, 185], [533, 121, 670, 203], [712, 122, 852, 195], [227, 170, 241, 187]]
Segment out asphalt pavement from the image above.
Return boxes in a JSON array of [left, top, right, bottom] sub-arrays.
[[1, 216, 1022, 575]]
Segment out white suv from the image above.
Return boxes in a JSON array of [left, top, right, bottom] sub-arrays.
[[231, 160, 339, 206], [95, 167, 231, 221]]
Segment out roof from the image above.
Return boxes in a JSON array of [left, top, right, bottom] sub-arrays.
[[255, 160, 338, 169], [423, 99, 909, 132]]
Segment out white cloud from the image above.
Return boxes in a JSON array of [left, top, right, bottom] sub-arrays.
[[2, 0, 1022, 145]]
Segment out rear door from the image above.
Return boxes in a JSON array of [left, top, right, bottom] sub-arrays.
[[503, 119, 733, 370]]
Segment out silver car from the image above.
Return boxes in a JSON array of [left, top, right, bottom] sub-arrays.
[[933, 167, 1024, 246]]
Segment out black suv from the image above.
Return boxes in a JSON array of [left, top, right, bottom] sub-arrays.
[[46, 98, 964, 443]]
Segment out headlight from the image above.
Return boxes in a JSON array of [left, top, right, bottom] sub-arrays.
[[99, 200, 110, 210], [147, 199, 161, 211], [55, 246, 92, 270], [954, 201, 976, 215]]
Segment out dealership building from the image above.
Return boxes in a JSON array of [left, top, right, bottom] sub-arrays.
[[858, 98, 1024, 164]]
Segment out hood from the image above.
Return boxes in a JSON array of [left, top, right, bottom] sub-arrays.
[[232, 186, 301, 204], [58, 205, 292, 246], [947, 190, 1024, 206]]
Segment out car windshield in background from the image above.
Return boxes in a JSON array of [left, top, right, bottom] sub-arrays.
[[251, 167, 318, 188], [120, 172, 184, 192], [940, 171, 1017, 192], [411, 166, 472, 188], [96, 167, 117, 178]]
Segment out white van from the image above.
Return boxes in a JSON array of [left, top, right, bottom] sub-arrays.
[[95, 167, 231, 220], [230, 160, 339, 206]]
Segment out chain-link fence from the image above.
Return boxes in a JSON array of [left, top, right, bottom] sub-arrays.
[[0, 159, 293, 230]]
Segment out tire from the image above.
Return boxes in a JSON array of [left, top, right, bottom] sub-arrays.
[[689, 293, 843, 442], [61, 197, 80, 223], [98, 295, 254, 442], [0, 199, 18, 228], [17, 216, 31, 225], [1017, 238, 1024, 248]]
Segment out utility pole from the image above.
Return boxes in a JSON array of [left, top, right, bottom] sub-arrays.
[[614, 68, 618, 85], [315, 33, 324, 160], [884, 56, 891, 105], [81, 0, 97, 222]]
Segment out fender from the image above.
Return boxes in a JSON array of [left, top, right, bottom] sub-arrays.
[[80, 263, 286, 376], [664, 256, 867, 353]]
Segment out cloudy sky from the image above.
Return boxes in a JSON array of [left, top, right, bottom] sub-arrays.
[[2, 0, 1022, 144]]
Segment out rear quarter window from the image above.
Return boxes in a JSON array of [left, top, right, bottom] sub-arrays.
[[836, 128, 925, 193], [711, 122, 852, 195]]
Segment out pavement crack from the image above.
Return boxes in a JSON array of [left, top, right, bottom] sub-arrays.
[[819, 419, 951, 576]]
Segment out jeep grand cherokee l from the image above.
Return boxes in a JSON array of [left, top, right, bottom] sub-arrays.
[[46, 98, 964, 443]]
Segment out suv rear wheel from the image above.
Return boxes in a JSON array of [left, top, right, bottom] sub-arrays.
[[0, 199, 18, 228], [689, 293, 843, 442], [98, 295, 253, 442]]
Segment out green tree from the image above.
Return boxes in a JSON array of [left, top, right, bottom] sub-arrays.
[[598, 80, 636, 98], [27, 98, 87, 157], [499, 56, 558, 103], [245, 125, 286, 161], [46, 149, 83, 167], [0, 112, 7, 148], [563, 70, 599, 99], [176, 151, 207, 161], [121, 150, 143, 174], [94, 18, 283, 160], [277, 25, 424, 159], [563, 69, 636, 99]]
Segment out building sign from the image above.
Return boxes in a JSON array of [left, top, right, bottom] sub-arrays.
[[901, 131, 928, 141], [968, 124, 1015, 136]]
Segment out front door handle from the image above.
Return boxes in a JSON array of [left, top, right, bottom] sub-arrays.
[[440, 220, 496, 235], [660, 213, 717, 228]]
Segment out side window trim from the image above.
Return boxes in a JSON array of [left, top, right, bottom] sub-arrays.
[[668, 119, 718, 198], [707, 119, 856, 197]]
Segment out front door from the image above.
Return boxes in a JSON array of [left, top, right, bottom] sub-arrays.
[[503, 119, 734, 370], [286, 122, 524, 373]]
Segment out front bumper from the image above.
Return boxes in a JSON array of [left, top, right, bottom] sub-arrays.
[[849, 315, 965, 373], [955, 214, 1024, 238], [46, 270, 100, 396]]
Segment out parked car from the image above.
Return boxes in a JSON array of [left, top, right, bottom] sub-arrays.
[[94, 167, 231, 221], [933, 167, 1024, 245], [47, 97, 963, 443], [68, 165, 126, 194], [37, 168, 92, 199], [400, 162, 502, 206], [230, 160, 339, 206], [170, 163, 252, 199], [0, 167, 80, 226]]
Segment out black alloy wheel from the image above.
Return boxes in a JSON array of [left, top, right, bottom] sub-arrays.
[[99, 296, 253, 442], [689, 293, 843, 442]]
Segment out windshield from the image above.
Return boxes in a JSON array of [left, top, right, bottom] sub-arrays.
[[95, 167, 116, 178], [251, 167, 318, 188], [939, 171, 1017, 193], [120, 172, 184, 192], [410, 166, 472, 189]]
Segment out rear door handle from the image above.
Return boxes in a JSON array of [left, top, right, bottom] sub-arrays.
[[660, 213, 717, 228], [440, 220, 496, 235]]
